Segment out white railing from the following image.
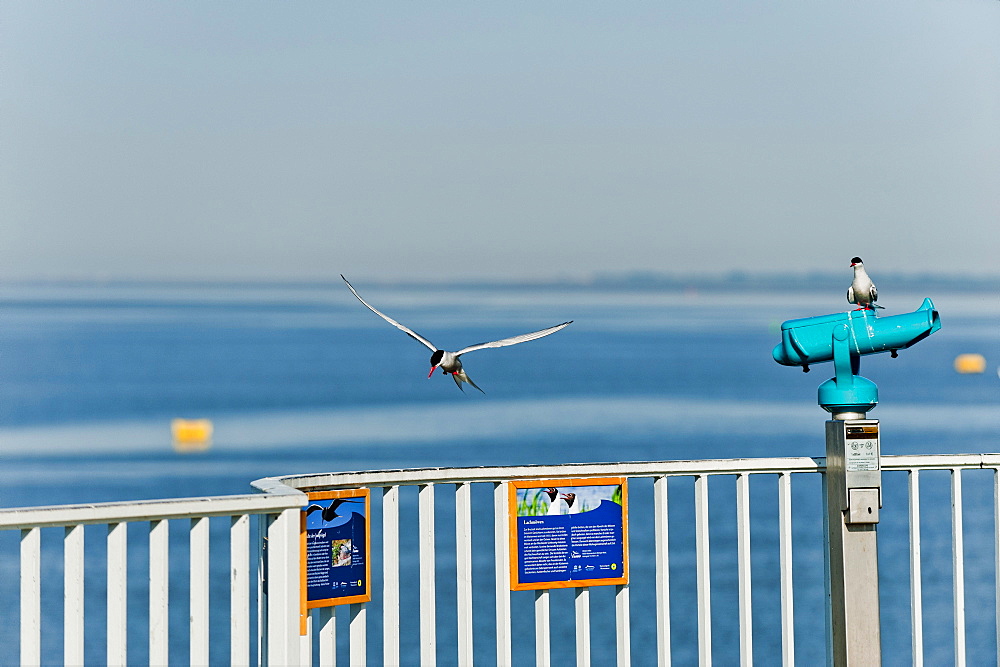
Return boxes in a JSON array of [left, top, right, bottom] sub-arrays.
[[887, 453, 1000, 667], [268, 457, 822, 667], [3, 452, 1000, 666], [0, 485, 306, 667]]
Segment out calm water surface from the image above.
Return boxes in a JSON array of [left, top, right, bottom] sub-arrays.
[[1, 282, 997, 665]]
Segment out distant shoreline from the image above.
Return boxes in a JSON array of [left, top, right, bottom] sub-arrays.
[[1, 272, 997, 294]]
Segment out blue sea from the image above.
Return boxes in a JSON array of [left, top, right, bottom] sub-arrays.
[[1, 280, 998, 665]]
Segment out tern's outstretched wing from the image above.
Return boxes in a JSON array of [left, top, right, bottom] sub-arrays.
[[341, 275, 437, 352], [455, 321, 572, 356]]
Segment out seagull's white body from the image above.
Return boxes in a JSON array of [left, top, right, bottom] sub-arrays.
[[544, 488, 565, 515], [847, 257, 880, 310], [341, 275, 572, 392], [562, 493, 579, 514]]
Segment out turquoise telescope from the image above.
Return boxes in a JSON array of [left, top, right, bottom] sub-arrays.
[[773, 298, 941, 413]]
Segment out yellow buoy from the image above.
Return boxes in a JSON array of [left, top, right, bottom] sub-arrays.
[[953, 354, 987, 374], [172, 418, 213, 452]]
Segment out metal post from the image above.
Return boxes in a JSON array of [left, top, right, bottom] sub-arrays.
[[825, 415, 882, 666], [771, 297, 940, 663]]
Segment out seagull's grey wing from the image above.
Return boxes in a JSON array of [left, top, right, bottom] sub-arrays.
[[341, 275, 437, 352], [455, 321, 572, 356]]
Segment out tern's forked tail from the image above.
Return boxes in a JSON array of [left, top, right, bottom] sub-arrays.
[[452, 369, 485, 394]]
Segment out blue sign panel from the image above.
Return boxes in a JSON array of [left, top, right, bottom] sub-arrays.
[[303, 490, 370, 608], [510, 479, 628, 590]]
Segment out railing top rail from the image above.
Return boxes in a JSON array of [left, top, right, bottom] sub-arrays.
[[5, 453, 998, 530], [260, 456, 826, 492], [881, 453, 1000, 471], [0, 490, 307, 530], [260, 453, 1000, 493]]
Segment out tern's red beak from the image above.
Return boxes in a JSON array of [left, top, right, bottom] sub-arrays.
[[428, 366, 437, 379]]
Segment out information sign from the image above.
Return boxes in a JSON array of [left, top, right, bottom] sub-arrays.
[[509, 477, 628, 591], [845, 424, 880, 472], [300, 488, 370, 624]]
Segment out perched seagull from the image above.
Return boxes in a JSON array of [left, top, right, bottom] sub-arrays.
[[847, 257, 883, 310], [561, 492, 579, 514], [544, 488, 565, 516], [341, 275, 572, 393]]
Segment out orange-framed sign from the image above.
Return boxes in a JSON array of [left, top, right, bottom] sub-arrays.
[[508, 477, 628, 591], [300, 489, 371, 629]]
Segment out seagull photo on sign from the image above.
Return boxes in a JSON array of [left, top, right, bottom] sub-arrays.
[[847, 257, 884, 310], [544, 488, 566, 516], [561, 492, 580, 514], [341, 275, 572, 393]]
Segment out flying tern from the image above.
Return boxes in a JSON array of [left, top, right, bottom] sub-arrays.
[[341, 275, 572, 393], [847, 257, 883, 310]]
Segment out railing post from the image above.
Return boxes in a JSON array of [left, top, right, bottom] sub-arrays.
[[653, 475, 671, 667], [825, 416, 882, 666], [951, 468, 967, 666], [350, 602, 367, 665], [418, 483, 437, 666], [908, 470, 924, 666], [382, 485, 400, 667], [778, 471, 795, 666], [494, 481, 512, 666], [266, 508, 302, 666], [20, 527, 41, 667], [231, 514, 251, 667], [694, 474, 712, 666], [575, 587, 592, 667], [615, 583, 631, 666], [107, 521, 128, 666], [455, 482, 475, 665], [318, 607, 336, 666], [64, 524, 85, 666], [535, 590, 551, 667], [190, 516, 210, 665], [257, 513, 268, 667], [735, 473, 753, 667], [149, 519, 169, 666]]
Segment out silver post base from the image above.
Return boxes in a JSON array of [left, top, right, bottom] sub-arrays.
[[825, 418, 882, 666], [830, 411, 867, 421]]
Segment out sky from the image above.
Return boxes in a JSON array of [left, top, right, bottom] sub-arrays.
[[2, 1, 999, 283]]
